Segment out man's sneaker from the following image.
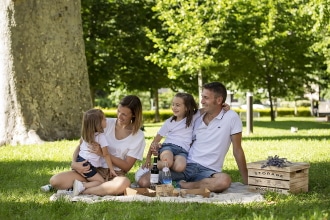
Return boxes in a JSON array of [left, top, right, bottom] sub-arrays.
[[72, 180, 85, 196], [40, 184, 54, 192]]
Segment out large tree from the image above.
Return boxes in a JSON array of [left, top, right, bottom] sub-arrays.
[[0, 0, 92, 146]]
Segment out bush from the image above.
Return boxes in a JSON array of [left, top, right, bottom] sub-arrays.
[[234, 107, 312, 117], [103, 107, 313, 123]]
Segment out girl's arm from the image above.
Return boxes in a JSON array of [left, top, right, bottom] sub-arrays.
[[143, 134, 163, 168], [102, 147, 117, 177]]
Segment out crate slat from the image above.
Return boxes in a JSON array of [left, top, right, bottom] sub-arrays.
[[247, 161, 309, 194]]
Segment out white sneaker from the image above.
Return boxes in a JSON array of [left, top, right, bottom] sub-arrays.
[[40, 184, 54, 192], [72, 180, 85, 196]]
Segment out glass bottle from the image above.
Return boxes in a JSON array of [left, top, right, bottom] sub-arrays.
[[149, 157, 159, 190], [161, 159, 172, 185]]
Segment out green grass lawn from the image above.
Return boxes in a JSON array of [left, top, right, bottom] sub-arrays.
[[0, 117, 329, 220]]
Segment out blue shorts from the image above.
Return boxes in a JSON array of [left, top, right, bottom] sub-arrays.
[[76, 155, 98, 178], [171, 162, 217, 182], [159, 143, 188, 159]]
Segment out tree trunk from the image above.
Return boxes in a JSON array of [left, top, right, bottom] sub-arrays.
[[153, 88, 160, 122], [0, 0, 92, 146], [197, 69, 203, 108]]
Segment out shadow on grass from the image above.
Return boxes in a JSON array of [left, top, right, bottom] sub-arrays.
[[0, 160, 329, 219], [0, 160, 70, 190], [243, 120, 330, 130], [243, 134, 330, 141]]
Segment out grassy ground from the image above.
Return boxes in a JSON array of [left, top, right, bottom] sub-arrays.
[[0, 117, 329, 220]]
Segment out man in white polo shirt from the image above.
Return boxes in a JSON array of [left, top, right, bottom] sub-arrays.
[[137, 82, 248, 192], [172, 82, 248, 192]]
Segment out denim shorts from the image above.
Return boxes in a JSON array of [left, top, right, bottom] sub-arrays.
[[171, 162, 217, 182], [159, 143, 188, 159], [76, 155, 98, 178]]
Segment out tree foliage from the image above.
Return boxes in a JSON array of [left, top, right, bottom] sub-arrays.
[[144, 0, 328, 121], [81, 0, 169, 102]]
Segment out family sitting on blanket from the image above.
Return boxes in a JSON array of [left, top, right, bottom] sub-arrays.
[[41, 82, 248, 196]]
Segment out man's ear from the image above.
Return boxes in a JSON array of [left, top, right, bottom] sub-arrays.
[[217, 96, 223, 105]]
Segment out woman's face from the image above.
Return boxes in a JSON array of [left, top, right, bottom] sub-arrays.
[[117, 105, 133, 125]]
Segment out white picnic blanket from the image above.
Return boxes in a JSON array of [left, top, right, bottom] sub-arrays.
[[49, 182, 264, 204]]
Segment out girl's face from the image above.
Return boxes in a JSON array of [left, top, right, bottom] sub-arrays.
[[171, 97, 187, 119], [117, 105, 133, 125], [101, 115, 107, 129]]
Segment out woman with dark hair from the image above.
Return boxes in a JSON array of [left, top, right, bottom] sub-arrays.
[[43, 95, 146, 196]]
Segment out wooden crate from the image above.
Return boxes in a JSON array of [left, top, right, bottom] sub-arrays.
[[247, 161, 310, 194]]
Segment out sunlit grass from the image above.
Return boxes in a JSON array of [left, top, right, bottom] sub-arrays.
[[0, 117, 329, 220]]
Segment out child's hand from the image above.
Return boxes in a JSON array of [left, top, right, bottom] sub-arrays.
[[110, 169, 118, 177], [142, 158, 151, 169], [222, 103, 231, 112], [150, 142, 161, 156]]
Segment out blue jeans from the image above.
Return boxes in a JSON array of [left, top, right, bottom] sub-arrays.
[[171, 162, 217, 182], [159, 143, 188, 158]]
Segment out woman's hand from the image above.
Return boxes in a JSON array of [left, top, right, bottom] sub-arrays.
[[89, 142, 102, 156], [71, 160, 90, 177]]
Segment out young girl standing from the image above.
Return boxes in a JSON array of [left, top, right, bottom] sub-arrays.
[[72, 109, 117, 196]]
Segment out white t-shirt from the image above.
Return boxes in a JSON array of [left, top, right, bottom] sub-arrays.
[[188, 109, 242, 172], [79, 133, 108, 167], [99, 118, 146, 171], [158, 117, 193, 152]]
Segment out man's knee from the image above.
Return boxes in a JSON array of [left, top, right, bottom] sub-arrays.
[[213, 173, 231, 191]]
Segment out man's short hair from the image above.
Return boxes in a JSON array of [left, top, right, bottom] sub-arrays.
[[202, 82, 227, 103]]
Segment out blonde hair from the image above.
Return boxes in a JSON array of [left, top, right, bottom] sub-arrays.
[[81, 109, 105, 144], [119, 95, 143, 135]]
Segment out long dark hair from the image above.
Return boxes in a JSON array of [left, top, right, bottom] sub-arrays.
[[171, 92, 198, 128], [119, 95, 143, 134]]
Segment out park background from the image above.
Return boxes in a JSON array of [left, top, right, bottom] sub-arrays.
[[0, 0, 330, 219]]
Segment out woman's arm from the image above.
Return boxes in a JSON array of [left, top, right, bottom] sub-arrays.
[[109, 155, 137, 173], [70, 139, 90, 176], [89, 142, 138, 173], [102, 148, 117, 176]]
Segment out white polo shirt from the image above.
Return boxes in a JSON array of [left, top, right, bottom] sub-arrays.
[[187, 109, 242, 172]]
